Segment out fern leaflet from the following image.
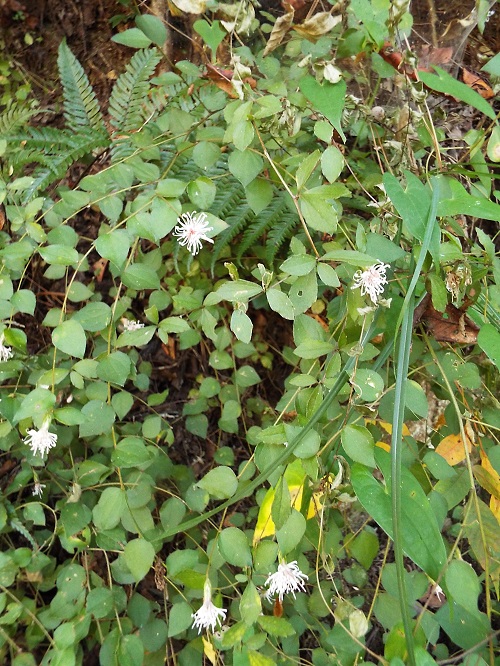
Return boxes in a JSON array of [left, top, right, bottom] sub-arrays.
[[57, 40, 107, 135], [108, 48, 162, 134]]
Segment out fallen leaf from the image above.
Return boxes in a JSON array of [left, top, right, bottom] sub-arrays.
[[460, 67, 494, 100], [415, 295, 479, 345]]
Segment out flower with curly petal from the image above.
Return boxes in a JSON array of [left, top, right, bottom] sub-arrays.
[[24, 419, 57, 458], [32, 482, 46, 498], [173, 211, 214, 256], [352, 262, 390, 304], [191, 580, 227, 634], [0, 335, 13, 362], [122, 318, 145, 331], [265, 560, 308, 602]]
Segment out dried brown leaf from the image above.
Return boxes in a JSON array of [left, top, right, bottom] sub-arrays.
[[263, 4, 294, 56]]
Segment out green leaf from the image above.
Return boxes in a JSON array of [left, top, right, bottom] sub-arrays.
[[294, 339, 334, 359], [93, 487, 126, 531], [299, 77, 346, 141], [72, 302, 112, 332], [97, 351, 131, 386], [350, 368, 384, 402], [197, 466, 238, 499], [193, 20, 226, 60], [158, 317, 191, 334], [341, 424, 376, 467], [230, 309, 253, 344], [167, 602, 193, 638], [79, 400, 116, 437], [285, 425, 320, 458], [94, 230, 131, 270], [257, 615, 295, 637], [266, 289, 295, 320], [218, 527, 252, 567], [240, 581, 262, 626], [52, 319, 86, 358], [86, 588, 115, 619], [135, 14, 167, 46], [445, 559, 480, 613], [124, 538, 155, 582], [351, 449, 447, 580], [296, 150, 321, 191], [187, 177, 216, 209], [112, 28, 152, 49], [300, 190, 338, 233], [122, 265, 161, 290], [276, 509, 306, 555], [208, 280, 262, 304], [383, 172, 431, 242], [234, 365, 261, 388], [228, 150, 263, 187], [39, 245, 79, 266], [271, 476, 291, 530], [321, 145, 344, 183], [478, 324, 500, 370], [14, 388, 56, 424], [116, 326, 156, 348], [317, 262, 340, 287], [118, 634, 144, 666], [192, 142, 221, 169], [245, 178, 273, 215], [288, 272, 318, 314], [112, 437, 153, 468], [427, 272, 448, 312], [419, 67, 496, 120], [280, 254, 316, 277]]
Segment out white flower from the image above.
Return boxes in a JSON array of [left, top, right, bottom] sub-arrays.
[[122, 318, 145, 331], [352, 263, 390, 304], [0, 334, 13, 362], [434, 584, 445, 602], [265, 560, 308, 602], [191, 580, 227, 634], [173, 211, 214, 256], [32, 482, 46, 498], [24, 419, 57, 458]]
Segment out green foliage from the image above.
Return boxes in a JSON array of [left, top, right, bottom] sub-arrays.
[[0, 2, 499, 665]]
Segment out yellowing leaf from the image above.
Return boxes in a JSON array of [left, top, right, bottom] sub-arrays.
[[253, 483, 303, 545], [435, 432, 473, 465], [490, 496, 500, 524], [376, 441, 391, 452], [253, 460, 327, 545], [202, 636, 217, 665], [366, 419, 410, 436]]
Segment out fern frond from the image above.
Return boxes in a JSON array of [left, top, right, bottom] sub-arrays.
[[108, 48, 162, 133], [57, 40, 106, 134], [210, 203, 255, 273], [265, 209, 299, 264], [0, 99, 39, 136], [10, 518, 37, 550], [13, 128, 109, 203], [237, 194, 293, 260]]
